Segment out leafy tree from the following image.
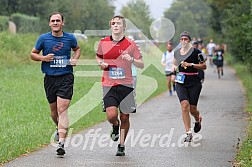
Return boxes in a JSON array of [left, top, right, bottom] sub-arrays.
[[80, 0, 115, 31], [120, 0, 153, 38], [0, 0, 19, 16], [0, 0, 115, 33], [174, 11, 199, 42], [164, 0, 211, 42], [205, 0, 252, 71], [0, 0, 49, 16]]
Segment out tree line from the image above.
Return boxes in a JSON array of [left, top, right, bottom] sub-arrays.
[[207, 0, 252, 71], [164, 0, 252, 71], [0, 0, 115, 32], [0, 0, 251, 70]]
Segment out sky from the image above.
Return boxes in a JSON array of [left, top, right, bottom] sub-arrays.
[[113, 0, 173, 19]]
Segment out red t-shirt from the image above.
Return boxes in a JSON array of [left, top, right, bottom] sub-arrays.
[[96, 36, 142, 86]]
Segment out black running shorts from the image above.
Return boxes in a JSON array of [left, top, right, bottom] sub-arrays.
[[165, 71, 176, 76], [102, 85, 136, 113], [44, 73, 74, 103], [176, 82, 202, 106]]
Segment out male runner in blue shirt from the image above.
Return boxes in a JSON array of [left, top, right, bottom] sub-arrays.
[[31, 12, 81, 156]]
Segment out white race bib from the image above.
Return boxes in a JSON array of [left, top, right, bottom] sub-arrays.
[[50, 55, 69, 67], [109, 67, 125, 79]]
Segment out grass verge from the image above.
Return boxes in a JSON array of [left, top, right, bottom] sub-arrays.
[[226, 54, 252, 167]]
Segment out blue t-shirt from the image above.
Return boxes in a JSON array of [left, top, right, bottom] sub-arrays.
[[35, 32, 78, 75]]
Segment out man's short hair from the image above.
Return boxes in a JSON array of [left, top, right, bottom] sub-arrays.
[[109, 15, 126, 27], [167, 41, 173, 46], [49, 12, 64, 22]]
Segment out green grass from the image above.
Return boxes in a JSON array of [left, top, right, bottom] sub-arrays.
[[0, 64, 113, 164], [0, 65, 51, 163], [1, 31, 251, 166], [0, 32, 167, 164], [226, 54, 252, 167]]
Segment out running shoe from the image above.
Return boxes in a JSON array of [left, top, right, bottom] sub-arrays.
[[110, 119, 120, 141], [184, 133, 193, 142], [173, 85, 176, 92], [56, 142, 65, 156], [194, 116, 202, 133], [116, 144, 125, 156], [169, 90, 172, 96]]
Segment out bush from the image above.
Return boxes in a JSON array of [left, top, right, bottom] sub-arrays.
[[11, 13, 41, 33], [0, 16, 9, 31], [0, 32, 38, 67]]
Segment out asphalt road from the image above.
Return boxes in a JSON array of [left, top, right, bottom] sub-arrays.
[[3, 64, 248, 167]]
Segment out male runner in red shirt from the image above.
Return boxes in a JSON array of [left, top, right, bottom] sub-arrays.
[[96, 15, 144, 156]]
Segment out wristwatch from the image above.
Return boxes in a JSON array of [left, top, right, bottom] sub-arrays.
[[191, 63, 195, 68]]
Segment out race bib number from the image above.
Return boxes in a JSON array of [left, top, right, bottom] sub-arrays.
[[175, 73, 185, 84], [50, 55, 69, 67], [217, 55, 222, 60], [109, 67, 125, 79]]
